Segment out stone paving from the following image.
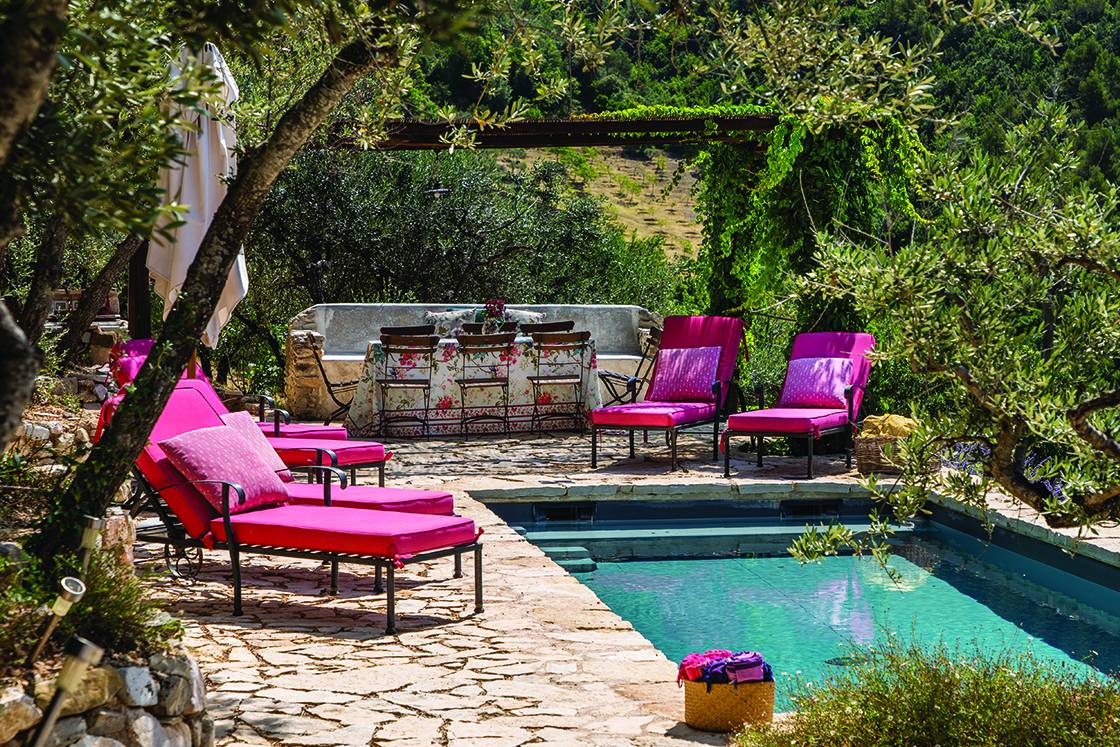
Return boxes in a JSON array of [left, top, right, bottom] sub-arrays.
[[139, 429, 1120, 747]]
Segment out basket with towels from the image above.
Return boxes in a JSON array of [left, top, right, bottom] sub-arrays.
[[678, 650, 775, 732]]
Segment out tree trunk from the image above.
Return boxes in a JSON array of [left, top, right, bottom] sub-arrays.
[[26, 31, 396, 562], [0, 303, 43, 455], [0, 0, 67, 172], [59, 234, 143, 367], [18, 213, 69, 346], [233, 308, 286, 371]]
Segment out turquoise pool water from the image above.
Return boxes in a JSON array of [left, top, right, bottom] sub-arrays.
[[572, 541, 1120, 705]]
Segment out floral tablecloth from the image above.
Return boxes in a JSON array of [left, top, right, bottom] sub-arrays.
[[345, 337, 602, 437]]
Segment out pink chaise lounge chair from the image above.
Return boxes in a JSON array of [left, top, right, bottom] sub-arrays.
[[722, 332, 876, 479], [104, 390, 481, 632], [589, 315, 744, 471], [109, 339, 349, 441]]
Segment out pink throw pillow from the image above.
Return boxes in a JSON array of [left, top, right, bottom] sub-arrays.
[[646, 346, 721, 402], [777, 357, 853, 409], [159, 426, 289, 514], [220, 410, 293, 482]]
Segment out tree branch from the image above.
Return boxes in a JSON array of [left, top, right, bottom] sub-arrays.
[[18, 213, 69, 346], [59, 234, 144, 368], [1068, 389, 1120, 461]]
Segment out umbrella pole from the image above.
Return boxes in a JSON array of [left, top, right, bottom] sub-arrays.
[[188, 347, 197, 379]]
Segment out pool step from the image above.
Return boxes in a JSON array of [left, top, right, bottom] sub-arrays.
[[540, 545, 597, 573]]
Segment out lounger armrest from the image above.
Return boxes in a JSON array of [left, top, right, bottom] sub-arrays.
[[155, 479, 247, 508], [597, 370, 631, 383], [270, 408, 292, 437], [272, 445, 339, 467], [252, 394, 277, 421], [297, 465, 349, 506], [844, 384, 866, 426]]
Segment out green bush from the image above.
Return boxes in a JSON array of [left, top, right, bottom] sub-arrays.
[[736, 636, 1120, 747]]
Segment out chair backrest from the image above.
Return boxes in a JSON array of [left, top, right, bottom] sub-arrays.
[[380, 324, 436, 336], [520, 320, 575, 334], [461, 321, 517, 334], [531, 331, 591, 381], [649, 316, 743, 403], [378, 335, 440, 381], [785, 332, 876, 416], [457, 333, 516, 381], [531, 330, 590, 351]]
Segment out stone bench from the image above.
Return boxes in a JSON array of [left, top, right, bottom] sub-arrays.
[[284, 304, 662, 421]]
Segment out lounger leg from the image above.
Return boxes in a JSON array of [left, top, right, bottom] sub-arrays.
[[374, 565, 383, 594], [629, 430, 635, 458], [591, 428, 598, 468], [474, 545, 484, 614], [712, 419, 719, 462], [807, 437, 815, 480], [724, 436, 731, 478], [670, 430, 678, 471], [454, 552, 462, 579], [378, 463, 385, 488], [330, 556, 339, 596], [385, 564, 396, 636], [230, 546, 242, 616], [757, 437, 764, 468]]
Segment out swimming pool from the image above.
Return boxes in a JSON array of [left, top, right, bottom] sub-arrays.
[[493, 500, 1120, 707]]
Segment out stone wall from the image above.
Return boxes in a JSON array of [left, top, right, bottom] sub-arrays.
[[0, 653, 213, 747]]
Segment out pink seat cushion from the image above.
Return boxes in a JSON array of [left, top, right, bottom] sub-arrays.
[[208, 505, 476, 556], [221, 410, 293, 482], [159, 426, 290, 514], [777, 357, 852, 408], [285, 484, 454, 515], [646, 346, 721, 402], [256, 421, 348, 441], [726, 408, 849, 434], [591, 401, 717, 428], [267, 438, 386, 467]]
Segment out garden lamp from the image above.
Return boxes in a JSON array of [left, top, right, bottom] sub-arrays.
[[29, 636, 103, 747], [24, 576, 86, 670], [79, 515, 105, 578]]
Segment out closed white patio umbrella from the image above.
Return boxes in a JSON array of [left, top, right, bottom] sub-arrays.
[[148, 43, 247, 348]]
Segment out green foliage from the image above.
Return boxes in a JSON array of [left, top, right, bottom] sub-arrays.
[[735, 635, 1120, 747]]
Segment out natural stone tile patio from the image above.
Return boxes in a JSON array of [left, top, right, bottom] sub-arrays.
[[139, 430, 1120, 747]]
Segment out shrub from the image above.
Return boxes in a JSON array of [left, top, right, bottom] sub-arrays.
[[735, 636, 1120, 747]]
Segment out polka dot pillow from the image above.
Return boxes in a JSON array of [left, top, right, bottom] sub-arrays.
[[159, 425, 290, 514], [646, 346, 722, 402], [422, 308, 477, 338], [220, 410, 294, 482], [777, 357, 853, 409]]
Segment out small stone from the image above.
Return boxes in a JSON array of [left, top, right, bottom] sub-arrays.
[[85, 709, 126, 738], [124, 708, 170, 747], [35, 667, 121, 718], [0, 687, 42, 743], [163, 722, 189, 747], [43, 715, 86, 747], [115, 668, 158, 707], [150, 672, 189, 718], [184, 713, 213, 747], [181, 659, 205, 716], [73, 736, 127, 747]]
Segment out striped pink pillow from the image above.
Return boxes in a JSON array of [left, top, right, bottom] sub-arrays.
[[160, 426, 289, 514]]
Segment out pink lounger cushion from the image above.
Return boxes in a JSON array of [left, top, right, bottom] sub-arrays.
[[726, 408, 849, 434], [285, 484, 455, 515], [268, 438, 386, 467], [255, 421, 348, 441], [591, 401, 717, 428], [221, 410, 294, 482], [208, 505, 476, 556], [160, 426, 290, 514]]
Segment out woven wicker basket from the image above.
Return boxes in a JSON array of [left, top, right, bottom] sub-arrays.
[[855, 435, 939, 475], [683, 679, 775, 732]]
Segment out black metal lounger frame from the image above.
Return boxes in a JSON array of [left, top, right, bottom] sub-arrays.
[[128, 467, 483, 635], [722, 383, 864, 480], [590, 379, 743, 471]]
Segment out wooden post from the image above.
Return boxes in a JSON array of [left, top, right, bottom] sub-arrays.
[[127, 239, 152, 339]]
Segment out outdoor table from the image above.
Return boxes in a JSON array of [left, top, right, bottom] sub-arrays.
[[345, 336, 602, 437]]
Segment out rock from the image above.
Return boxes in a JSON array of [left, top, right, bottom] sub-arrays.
[[73, 736, 126, 747], [0, 687, 42, 743], [181, 659, 204, 716], [0, 544, 26, 591], [85, 709, 126, 739], [162, 723, 189, 747], [43, 715, 86, 747], [149, 673, 189, 718], [124, 709, 169, 747], [35, 667, 120, 718], [184, 714, 213, 747], [147, 656, 189, 681], [115, 668, 158, 708]]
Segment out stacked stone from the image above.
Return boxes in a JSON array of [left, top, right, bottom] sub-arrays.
[[283, 330, 326, 421], [0, 654, 213, 747], [9, 410, 98, 463]]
